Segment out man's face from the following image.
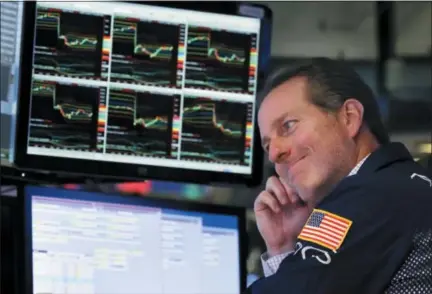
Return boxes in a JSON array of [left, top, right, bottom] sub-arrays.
[[258, 77, 355, 203]]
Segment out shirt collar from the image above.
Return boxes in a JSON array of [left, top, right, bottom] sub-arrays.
[[347, 154, 371, 177]]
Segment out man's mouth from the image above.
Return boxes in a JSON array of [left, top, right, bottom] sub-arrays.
[[288, 156, 306, 171]]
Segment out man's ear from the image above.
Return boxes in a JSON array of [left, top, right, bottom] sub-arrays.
[[340, 99, 364, 139]]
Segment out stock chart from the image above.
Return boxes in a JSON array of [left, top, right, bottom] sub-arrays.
[[105, 89, 177, 158], [28, 80, 100, 151], [110, 17, 181, 87], [185, 26, 251, 93], [34, 9, 106, 79], [179, 96, 248, 164]]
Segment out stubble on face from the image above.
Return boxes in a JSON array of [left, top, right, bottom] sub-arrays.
[[258, 77, 355, 203]]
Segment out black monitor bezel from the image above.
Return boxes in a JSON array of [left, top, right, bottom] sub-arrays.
[[1, 193, 24, 294], [21, 185, 248, 294], [14, 1, 270, 186]]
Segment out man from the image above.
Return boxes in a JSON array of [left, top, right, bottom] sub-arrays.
[[247, 58, 432, 294]]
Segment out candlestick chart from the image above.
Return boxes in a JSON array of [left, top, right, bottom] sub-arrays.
[[110, 17, 180, 86], [105, 89, 176, 158], [28, 80, 100, 151], [33, 9, 104, 78], [185, 26, 251, 93], [179, 96, 247, 164]]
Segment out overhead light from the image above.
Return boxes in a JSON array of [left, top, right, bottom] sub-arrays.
[[417, 143, 432, 154]]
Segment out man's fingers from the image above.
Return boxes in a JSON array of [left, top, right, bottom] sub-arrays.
[[266, 176, 289, 205], [279, 176, 302, 204], [254, 191, 281, 213], [255, 176, 304, 215]]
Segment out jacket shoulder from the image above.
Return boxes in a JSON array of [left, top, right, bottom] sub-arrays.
[[373, 159, 431, 198], [321, 159, 432, 231]]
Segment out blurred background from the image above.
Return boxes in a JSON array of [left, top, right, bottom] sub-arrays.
[[1, 1, 431, 287]]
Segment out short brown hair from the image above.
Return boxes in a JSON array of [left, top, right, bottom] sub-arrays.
[[260, 58, 390, 144]]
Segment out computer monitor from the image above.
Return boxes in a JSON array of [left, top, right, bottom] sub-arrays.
[[15, 1, 270, 185], [0, 2, 23, 166], [22, 185, 247, 294]]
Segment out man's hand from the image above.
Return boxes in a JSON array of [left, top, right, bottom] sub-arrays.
[[254, 176, 312, 257]]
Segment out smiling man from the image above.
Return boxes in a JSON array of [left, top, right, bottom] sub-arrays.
[[247, 58, 432, 294]]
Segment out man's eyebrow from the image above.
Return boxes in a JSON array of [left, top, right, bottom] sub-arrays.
[[261, 112, 291, 149], [271, 112, 291, 128]]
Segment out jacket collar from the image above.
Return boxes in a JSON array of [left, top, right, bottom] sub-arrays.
[[355, 142, 413, 176], [319, 142, 413, 206]]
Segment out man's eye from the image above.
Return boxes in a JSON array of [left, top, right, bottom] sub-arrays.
[[282, 120, 297, 130]]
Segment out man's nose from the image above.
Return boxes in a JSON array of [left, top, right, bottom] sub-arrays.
[[268, 138, 290, 164]]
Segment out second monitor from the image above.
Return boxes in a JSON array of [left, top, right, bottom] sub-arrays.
[[16, 1, 267, 185], [22, 185, 247, 294]]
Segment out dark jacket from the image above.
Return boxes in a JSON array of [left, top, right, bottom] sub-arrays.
[[247, 142, 432, 294]]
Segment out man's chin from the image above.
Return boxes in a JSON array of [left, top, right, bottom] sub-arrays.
[[279, 172, 318, 204], [290, 180, 317, 205]]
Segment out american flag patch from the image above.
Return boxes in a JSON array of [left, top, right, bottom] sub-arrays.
[[298, 209, 352, 252]]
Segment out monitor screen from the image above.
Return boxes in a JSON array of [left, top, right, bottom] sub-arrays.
[[16, 1, 266, 185], [0, 1, 23, 165], [23, 185, 246, 294]]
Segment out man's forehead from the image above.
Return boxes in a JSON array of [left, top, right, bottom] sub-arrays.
[[259, 78, 308, 116]]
